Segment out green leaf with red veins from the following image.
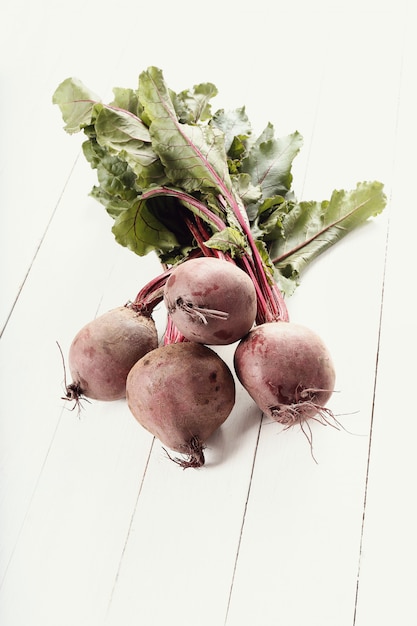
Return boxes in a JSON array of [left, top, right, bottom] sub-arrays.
[[52, 77, 101, 134], [94, 104, 151, 144], [212, 106, 252, 153], [172, 82, 219, 124], [138, 67, 234, 197], [53, 67, 387, 303], [81, 139, 139, 217], [270, 181, 387, 295], [230, 173, 262, 210], [241, 125, 303, 212], [110, 87, 142, 116], [93, 104, 167, 187], [111, 197, 181, 257], [204, 227, 248, 258]]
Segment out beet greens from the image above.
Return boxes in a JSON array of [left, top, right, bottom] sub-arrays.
[[53, 66, 386, 323]]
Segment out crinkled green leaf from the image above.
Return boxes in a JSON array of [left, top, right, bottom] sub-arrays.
[[138, 67, 233, 195], [250, 195, 288, 238], [52, 77, 100, 133], [90, 188, 136, 218], [231, 173, 262, 210], [82, 139, 138, 216], [151, 121, 230, 193], [227, 137, 247, 165], [53, 67, 387, 294], [110, 87, 141, 116], [112, 197, 181, 256], [241, 125, 303, 210], [273, 267, 300, 298], [93, 104, 167, 187], [204, 227, 248, 258], [254, 239, 276, 285], [258, 195, 287, 217], [212, 107, 252, 152], [94, 104, 151, 144], [270, 181, 387, 294], [172, 82, 218, 124]]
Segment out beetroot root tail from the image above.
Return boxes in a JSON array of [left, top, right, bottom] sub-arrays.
[[269, 397, 340, 464], [163, 436, 206, 469]]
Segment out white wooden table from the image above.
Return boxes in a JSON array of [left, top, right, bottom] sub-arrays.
[[1, 1, 416, 624]]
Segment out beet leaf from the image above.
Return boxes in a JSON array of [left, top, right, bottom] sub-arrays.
[[138, 67, 234, 197], [268, 181, 387, 295], [53, 67, 387, 297]]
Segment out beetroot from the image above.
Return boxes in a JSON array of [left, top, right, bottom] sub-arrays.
[[65, 305, 158, 403], [234, 322, 336, 428], [126, 342, 236, 468], [163, 257, 257, 345]]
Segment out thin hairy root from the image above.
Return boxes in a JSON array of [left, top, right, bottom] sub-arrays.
[[163, 436, 206, 469], [57, 340, 89, 417], [172, 297, 229, 325], [269, 389, 344, 463], [61, 382, 90, 417], [299, 419, 318, 464]]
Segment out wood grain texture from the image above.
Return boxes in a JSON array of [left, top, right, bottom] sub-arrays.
[[1, 1, 415, 625]]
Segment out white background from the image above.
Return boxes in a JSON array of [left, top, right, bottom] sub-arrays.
[[1, 1, 416, 624]]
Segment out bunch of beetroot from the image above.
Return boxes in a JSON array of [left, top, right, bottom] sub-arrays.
[[62, 255, 335, 467], [54, 66, 386, 467]]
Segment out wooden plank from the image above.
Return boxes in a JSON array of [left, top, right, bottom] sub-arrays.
[[0, 2, 409, 626], [0, 156, 161, 587], [354, 9, 417, 624], [0, 10, 326, 626], [0, 0, 148, 332], [105, 378, 262, 626], [105, 12, 330, 626], [224, 7, 404, 625]]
